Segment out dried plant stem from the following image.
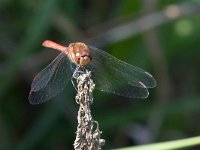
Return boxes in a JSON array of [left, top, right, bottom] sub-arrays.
[[73, 69, 105, 150]]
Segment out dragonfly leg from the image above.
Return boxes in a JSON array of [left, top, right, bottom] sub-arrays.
[[72, 66, 80, 79], [72, 66, 86, 79], [71, 65, 85, 91], [71, 76, 77, 91]]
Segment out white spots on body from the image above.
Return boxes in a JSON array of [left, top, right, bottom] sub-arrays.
[[76, 52, 80, 57]]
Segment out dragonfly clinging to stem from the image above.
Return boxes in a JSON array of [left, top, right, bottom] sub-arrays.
[[29, 40, 156, 104]]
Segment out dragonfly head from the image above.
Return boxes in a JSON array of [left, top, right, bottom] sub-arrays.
[[68, 42, 92, 66], [78, 49, 92, 66]]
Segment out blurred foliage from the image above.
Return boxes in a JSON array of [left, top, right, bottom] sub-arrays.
[[0, 0, 200, 149]]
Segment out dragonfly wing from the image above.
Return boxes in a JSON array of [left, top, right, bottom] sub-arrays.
[[86, 46, 156, 99], [29, 52, 72, 104]]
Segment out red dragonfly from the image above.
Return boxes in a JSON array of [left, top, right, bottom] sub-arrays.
[[29, 40, 156, 104]]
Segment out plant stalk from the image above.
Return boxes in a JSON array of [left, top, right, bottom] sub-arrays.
[[73, 69, 105, 150]]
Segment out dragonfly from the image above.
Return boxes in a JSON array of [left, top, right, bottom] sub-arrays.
[[29, 40, 156, 104]]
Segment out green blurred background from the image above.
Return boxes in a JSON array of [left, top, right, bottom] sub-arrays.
[[0, 0, 200, 149]]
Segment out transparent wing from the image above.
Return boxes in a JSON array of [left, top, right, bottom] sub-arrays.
[[86, 46, 156, 99], [29, 52, 72, 104]]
